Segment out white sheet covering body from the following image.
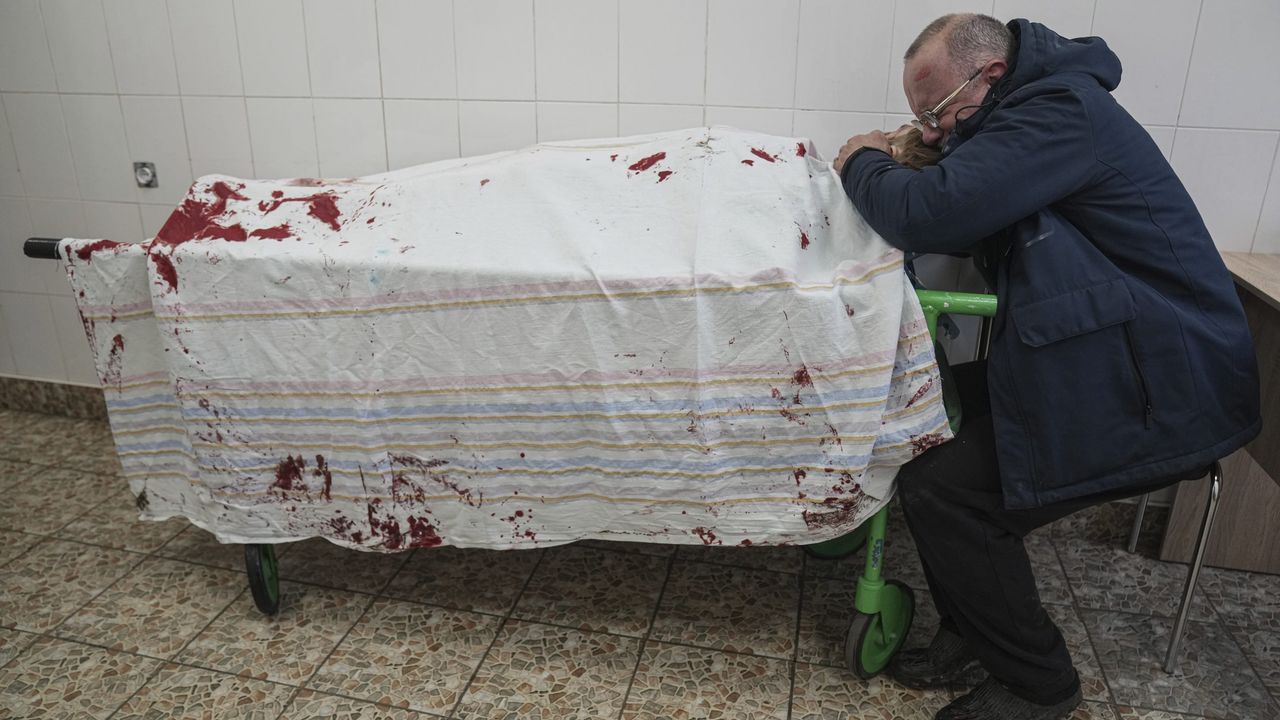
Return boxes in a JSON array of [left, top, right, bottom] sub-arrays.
[[60, 127, 950, 551]]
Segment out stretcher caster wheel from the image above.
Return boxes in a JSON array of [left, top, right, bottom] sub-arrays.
[[244, 544, 281, 616], [803, 524, 869, 559], [845, 579, 914, 678]]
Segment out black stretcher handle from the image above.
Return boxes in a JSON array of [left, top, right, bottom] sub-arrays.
[[24, 237, 62, 260]]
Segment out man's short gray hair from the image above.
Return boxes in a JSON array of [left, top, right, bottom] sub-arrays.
[[905, 14, 1013, 70]]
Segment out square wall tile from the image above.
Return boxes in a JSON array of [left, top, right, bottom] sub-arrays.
[[304, 0, 382, 98], [536, 0, 619, 102], [167, 0, 244, 96], [314, 99, 386, 177], [0, 198, 43, 295], [377, 0, 456, 99], [235, 0, 311, 97], [42, 0, 118, 94], [49, 295, 98, 385], [794, 0, 893, 113], [82, 201, 145, 244], [1092, 0, 1199, 126], [619, 0, 707, 106], [1171, 128, 1279, 252], [706, 0, 799, 108], [4, 93, 79, 199], [793, 109, 884, 163], [62, 94, 136, 203], [0, 293, 68, 381], [455, 0, 535, 100], [141, 204, 175, 239], [886, 0, 998, 115], [459, 101, 538, 156], [619, 104, 704, 136], [26, 198, 85, 295], [246, 98, 319, 180], [103, 0, 180, 95], [0, 311, 16, 376], [705, 107, 793, 136], [121, 96, 193, 207], [0, 96, 22, 196], [993, 0, 1096, 39], [1181, 0, 1280, 130], [183, 97, 254, 180], [537, 102, 619, 143], [1255, 147, 1280, 254], [385, 99, 460, 169], [0, 0, 57, 92]]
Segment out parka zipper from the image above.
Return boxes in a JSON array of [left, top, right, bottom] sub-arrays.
[[1122, 322, 1153, 428]]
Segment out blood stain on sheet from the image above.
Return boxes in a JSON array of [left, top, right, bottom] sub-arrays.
[[792, 365, 813, 387], [905, 378, 934, 407], [799, 231, 810, 250], [911, 433, 946, 456], [258, 191, 343, 232], [390, 453, 479, 507], [102, 334, 125, 386], [796, 142, 807, 157], [628, 151, 666, 173], [845, 304, 855, 317], [693, 527, 721, 545], [315, 454, 333, 500], [657, 170, 674, 182], [610, 154, 618, 162], [480, 179, 490, 187], [272, 454, 308, 494], [74, 239, 128, 262], [802, 490, 867, 529], [151, 253, 180, 293], [750, 148, 777, 163], [739, 539, 753, 546], [249, 224, 292, 240], [793, 468, 806, 484], [406, 516, 443, 547], [741, 159, 754, 166]]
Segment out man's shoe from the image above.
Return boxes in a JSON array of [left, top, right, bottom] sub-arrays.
[[890, 627, 986, 690], [935, 676, 1083, 720]]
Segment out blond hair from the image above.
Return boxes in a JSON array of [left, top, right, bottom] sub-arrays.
[[889, 128, 942, 170]]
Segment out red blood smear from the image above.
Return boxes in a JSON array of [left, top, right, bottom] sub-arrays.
[[250, 224, 292, 240], [693, 527, 719, 545], [750, 148, 777, 163], [799, 231, 810, 250], [845, 304, 855, 317], [273, 455, 307, 492], [155, 181, 250, 247], [911, 433, 946, 456], [792, 365, 813, 387], [771, 387, 783, 399], [271, 190, 284, 198], [75, 240, 127, 262], [796, 142, 807, 157], [151, 253, 180, 293], [802, 494, 865, 529], [258, 192, 343, 232], [905, 378, 934, 407], [739, 539, 753, 546], [629, 152, 666, 172], [657, 170, 674, 183], [315, 454, 332, 500], [480, 179, 490, 187], [610, 154, 618, 162], [407, 516, 443, 548], [741, 159, 754, 166], [793, 468, 806, 484], [111, 334, 124, 352]]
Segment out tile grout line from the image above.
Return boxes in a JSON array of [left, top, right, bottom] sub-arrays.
[[786, 552, 807, 720], [615, 549, 677, 720]]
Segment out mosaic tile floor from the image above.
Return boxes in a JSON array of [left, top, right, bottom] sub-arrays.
[[1, 408, 1277, 719]]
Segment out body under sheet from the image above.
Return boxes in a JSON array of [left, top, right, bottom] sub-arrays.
[[60, 127, 950, 551]]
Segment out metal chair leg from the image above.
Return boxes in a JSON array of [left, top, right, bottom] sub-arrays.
[[1163, 461, 1222, 673], [1127, 492, 1151, 553]]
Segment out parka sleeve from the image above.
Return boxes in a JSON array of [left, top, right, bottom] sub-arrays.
[[841, 87, 1098, 254]]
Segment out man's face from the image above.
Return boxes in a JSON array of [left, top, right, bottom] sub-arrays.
[[903, 41, 989, 149]]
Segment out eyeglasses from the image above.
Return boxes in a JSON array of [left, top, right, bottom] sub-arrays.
[[911, 68, 983, 132]]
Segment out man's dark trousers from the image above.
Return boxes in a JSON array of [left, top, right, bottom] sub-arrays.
[[897, 360, 1195, 704]]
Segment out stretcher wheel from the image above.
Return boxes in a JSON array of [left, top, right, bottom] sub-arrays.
[[244, 544, 281, 615], [803, 524, 869, 559], [845, 579, 914, 678]]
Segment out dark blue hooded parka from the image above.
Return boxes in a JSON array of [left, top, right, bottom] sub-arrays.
[[842, 20, 1261, 509]]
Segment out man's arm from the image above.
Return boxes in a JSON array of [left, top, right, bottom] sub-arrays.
[[841, 88, 1098, 254]]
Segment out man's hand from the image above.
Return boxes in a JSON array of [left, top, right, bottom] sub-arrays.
[[833, 131, 892, 175]]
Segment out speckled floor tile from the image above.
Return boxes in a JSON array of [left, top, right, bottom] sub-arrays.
[[0, 627, 37, 667], [1200, 566, 1280, 631], [1083, 609, 1277, 718], [650, 560, 799, 659], [0, 414, 71, 465], [0, 539, 140, 631], [797, 572, 937, 669], [384, 546, 542, 615], [279, 537, 409, 594], [1059, 543, 1215, 621], [623, 641, 791, 720], [1114, 708, 1207, 719], [513, 544, 668, 637], [0, 635, 160, 719], [1069, 701, 1120, 719], [578, 538, 679, 557], [57, 489, 186, 553], [1228, 625, 1280, 702], [1028, 532, 1073, 606], [1053, 503, 1168, 556], [179, 581, 373, 685], [281, 689, 434, 719], [0, 528, 41, 566], [55, 441, 124, 478], [791, 664, 950, 719], [676, 544, 804, 574], [0, 458, 38, 493], [0, 466, 117, 535], [455, 620, 640, 719], [1045, 603, 1111, 703], [308, 597, 500, 714], [155, 525, 265, 571], [56, 557, 243, 658], [112, 663, 295, 719]]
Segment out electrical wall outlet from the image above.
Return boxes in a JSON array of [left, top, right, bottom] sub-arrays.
[[133, 162, 158, 188]]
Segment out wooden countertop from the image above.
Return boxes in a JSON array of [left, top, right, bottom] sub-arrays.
[[1222, 252, 1280, 311]]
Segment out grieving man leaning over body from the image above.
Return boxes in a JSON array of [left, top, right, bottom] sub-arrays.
[[833, 13, 1261, 720]]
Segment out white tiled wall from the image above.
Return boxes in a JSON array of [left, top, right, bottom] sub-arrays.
[[1, 0, 1278, 384]]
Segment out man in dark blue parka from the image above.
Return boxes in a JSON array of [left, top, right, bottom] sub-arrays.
[[833, 14, 1261, 720]]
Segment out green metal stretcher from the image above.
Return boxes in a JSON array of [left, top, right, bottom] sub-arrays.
[[240, 288, 1000, 680]]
